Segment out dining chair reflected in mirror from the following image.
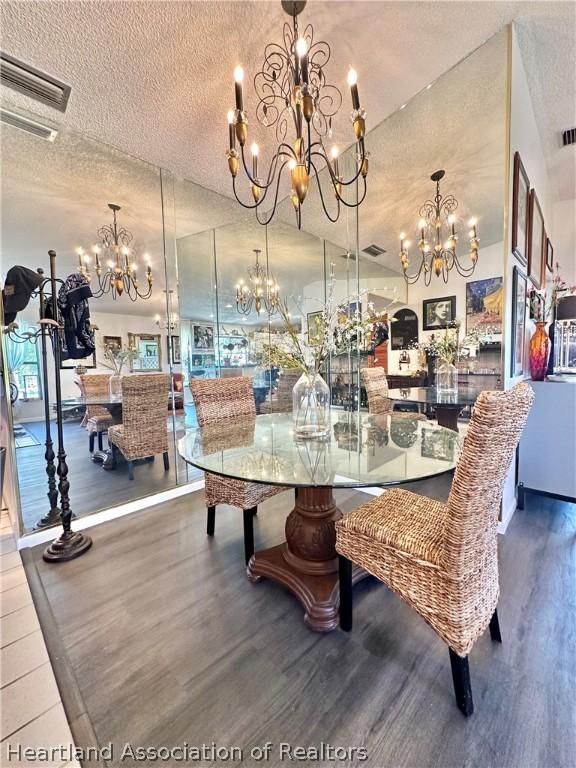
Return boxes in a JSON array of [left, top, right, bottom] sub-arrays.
[[78, 373, 114, 453], [259, 368, 301, 414], [189, 376, 290, 565], [336, 382, 534, 716], [362, 368, 427, 420], [108, 373, 170, 481]]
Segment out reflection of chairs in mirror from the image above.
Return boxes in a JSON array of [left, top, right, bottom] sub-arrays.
[[78, 374, 115, 452], [336, 383, 535, 717], [362, 368, 427, 421], [260, 368, 301, 414], [189, 376, 290, 566], [107, 374, 170, 481]]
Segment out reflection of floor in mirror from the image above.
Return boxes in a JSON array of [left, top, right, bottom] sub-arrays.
[[15, 418, 201, 534]]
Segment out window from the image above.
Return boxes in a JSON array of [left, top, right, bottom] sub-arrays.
[[15, 341, 42, 400]]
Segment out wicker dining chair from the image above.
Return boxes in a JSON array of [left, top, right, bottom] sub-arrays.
[[79, 373, 114, 452], [362, 368, 427, 421], [108, 373, 170, 481], [190, 376, 289, 565], [260, 369, 301, 414], [336, 382, 534, 716]]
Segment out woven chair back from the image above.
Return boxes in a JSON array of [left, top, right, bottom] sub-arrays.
[[190, 376, 256, 427], [443, 382, 534, 575], [79, 373, 111, 419], [362, 368, 392, 414], [120, 373, 170, 446]]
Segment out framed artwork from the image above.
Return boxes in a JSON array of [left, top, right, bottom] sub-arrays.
[[191, 354, 203, 367], [193, 324, 214, 350], [168, 335, 181, 364], [546, 237, 554, 273], [128, 332, 161, 371], [391, 308, 418, 350], [528, 189, 545, 288], [529, 289, 543, 321], [510, 266, 527, 377], [307, 311, 324, 345], [103, 335, 122, 351], [422, 296, 456, 330], [465, 277, 503, 334], [512, 152, 530, 266]]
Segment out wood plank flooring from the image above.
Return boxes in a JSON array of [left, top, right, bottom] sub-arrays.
[[27, 484, 575, 768], [15, 418, 199, 533]]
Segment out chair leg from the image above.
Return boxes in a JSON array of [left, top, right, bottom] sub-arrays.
[[89, 432, 95, 452], [127, 461, 134, 481], [97, 431, 104, 451], [163, 451, 169, 470], [110, 442, 118, 469], [243, 507, 256, 566], [489, 609, 502, 643], [338, 555, 353, 632], [206, 506, 216, 536], [448, 648, 474, 717]]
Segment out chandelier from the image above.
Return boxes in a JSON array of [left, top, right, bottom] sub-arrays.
[[236, 249, 280, 316], [226, 0, 368, 229], [76, 203, 153, 300], [399, 170, 480, 285]]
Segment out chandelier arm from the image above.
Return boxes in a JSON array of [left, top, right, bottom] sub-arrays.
[[254, 160, 292, 226], [240, 142, 294, 190], [308, 158, 340, 223], [310, 139, 366, 189], [232, 157, 290, 211]]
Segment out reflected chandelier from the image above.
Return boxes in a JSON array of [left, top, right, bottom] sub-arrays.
[[76, 203, 153, 300], [226, 0, 368, 229], [399, 170, 480, 285], [236, 249, 280, 316]]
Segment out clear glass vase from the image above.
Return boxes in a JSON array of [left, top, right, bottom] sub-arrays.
[[109, 373, 122, 398], [292, 371, 331, 440], [436, 360, 458, 393]]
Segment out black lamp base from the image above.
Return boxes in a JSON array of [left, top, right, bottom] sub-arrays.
[[35, 508, 62, 529], [43, 530, 93, 563]]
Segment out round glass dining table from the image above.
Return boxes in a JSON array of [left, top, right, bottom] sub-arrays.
[[178, 411, 461, 632]]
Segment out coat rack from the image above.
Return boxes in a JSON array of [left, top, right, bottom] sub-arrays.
[[6, 250, 92, 562]]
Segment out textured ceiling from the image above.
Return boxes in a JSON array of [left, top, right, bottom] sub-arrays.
[[1, 0, 574, 204]]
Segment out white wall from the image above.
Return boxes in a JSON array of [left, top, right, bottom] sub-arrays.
[[12, 308, 176, 423], [552, 198, 576, 287]]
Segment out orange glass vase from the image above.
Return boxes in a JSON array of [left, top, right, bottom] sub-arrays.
[[529, 322, 549, 381]]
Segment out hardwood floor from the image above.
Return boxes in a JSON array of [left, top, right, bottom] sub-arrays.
[[26, 485, 575, 768], [15, 418, 200, 533]]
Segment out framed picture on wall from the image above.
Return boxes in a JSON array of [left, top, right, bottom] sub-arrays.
[[193, 324, 214, 350], [510, 266, 527, 377], [511, 152, 530, 266], [102, 335, 122, 352], [422, 296, 456, 330], [307, 311, 324, 346], [465, 277, 503, 334], [168, 335, 181, 364], [528, 189, 545, 288], [546, 237, 554, 273], [529, 289, 544, 321]]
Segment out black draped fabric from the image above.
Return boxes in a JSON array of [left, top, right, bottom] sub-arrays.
[[57, 274, 96, 360]]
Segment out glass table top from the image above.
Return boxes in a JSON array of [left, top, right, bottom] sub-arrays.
[[387, 386, 490, 407], [62, 396, 123, 406], [178, 412, 461, 489]]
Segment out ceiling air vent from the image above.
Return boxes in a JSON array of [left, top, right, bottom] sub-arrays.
[[0, 107, 58, 141], [0, 52, 71, 112], [562, 128, 576, 147], [362, 243, 387, 257]]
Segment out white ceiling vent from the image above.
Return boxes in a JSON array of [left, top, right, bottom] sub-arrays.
[[1, 52, 71, 112], [363, 243, 387, 257], [0, 108, 58, 142]]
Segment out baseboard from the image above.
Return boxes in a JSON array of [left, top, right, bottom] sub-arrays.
[[17, 479, 205, 549], [498, 495, 517, 534]]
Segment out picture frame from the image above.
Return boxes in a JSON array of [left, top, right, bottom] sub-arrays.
[[465, 277, 503, 334], [546, 237, 554, 273], [128, 332, 162, 372], [529, 289, 544, 321], [510, 266, 527, 378], [528, 189, 545, 289], [391, 308, 418, 350], [102, 335, 122, 352], [307, 311, 324, 346], [512, 152, 530, 266], [193, 324, 214, 350], [422, 296, 456, 330], [168, 335, 181, 364]]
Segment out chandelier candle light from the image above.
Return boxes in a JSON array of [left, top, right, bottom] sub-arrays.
[[76, 203, 153, 301], [236, 248, 281, 316], [226, 0, 368, 229], [400, 170, 480, 285]]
